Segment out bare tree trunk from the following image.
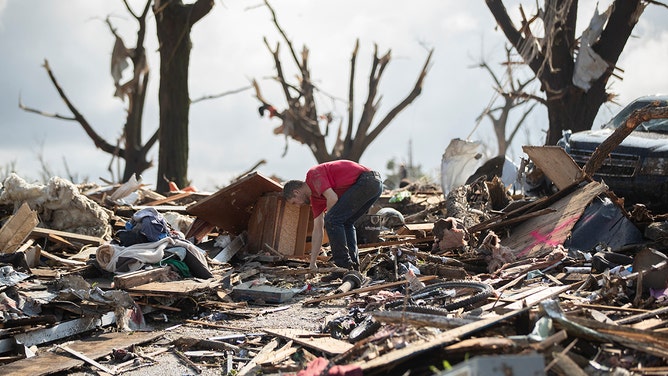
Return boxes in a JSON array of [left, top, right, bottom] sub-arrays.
[[153, 0, 213, 193], [20, 1, 157, 184], [485, 0, 648, 146]]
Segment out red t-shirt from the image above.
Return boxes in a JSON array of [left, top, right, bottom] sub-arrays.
[[305, 160, 370, 217]]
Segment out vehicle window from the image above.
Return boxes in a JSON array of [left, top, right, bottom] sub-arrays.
[[603, 98, 668, 130], [640, 118, 668, 133]]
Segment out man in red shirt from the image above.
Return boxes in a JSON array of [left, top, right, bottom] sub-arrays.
[[283, 160, 383, 275]]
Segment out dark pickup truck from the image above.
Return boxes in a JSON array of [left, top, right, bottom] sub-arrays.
[[559, 94, 668, 211]]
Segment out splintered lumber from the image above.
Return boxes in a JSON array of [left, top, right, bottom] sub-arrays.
[[257, 340, 297, 366], [263, 328, 353, 355], [39, 249, 87, 267], [0, 202, 39, 254], [302, 275, 438, 306], [566, 316, 668, 358], [237, 338, 280, 376], [614, 305, 668, 325], [551, 352, 589, 376], [126, 278, 222, 295], [0, 331, 163, 376], [173, 348, 203, 374], [523, 146, 584, 190], [187, 171, 283, 234], [503, 181, 607, 259], [372, 311, 476, 329], [113, 266, 172, 290], [30, 227, 104, 246], [259, 266, 349, 276], [357, 306, 530, 371], [142, 191, 193, 206], [57, 345, 117, 375], [500, 284, 577, 312]]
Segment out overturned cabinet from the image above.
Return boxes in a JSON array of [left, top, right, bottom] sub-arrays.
[[186, 172, 311, 257], [247, 192, 311, 257]]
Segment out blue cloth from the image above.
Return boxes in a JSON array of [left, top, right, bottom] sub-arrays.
[[132, 208, 170, 242]]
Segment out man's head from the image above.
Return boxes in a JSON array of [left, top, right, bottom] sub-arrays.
[[283, 180, 310, 205]]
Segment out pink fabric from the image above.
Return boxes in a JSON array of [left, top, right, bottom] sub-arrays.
[[296, 357, 329, 376], [296, 357, 363, 376]]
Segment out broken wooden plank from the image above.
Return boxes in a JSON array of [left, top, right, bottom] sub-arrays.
[[0, 202, 39, 254], [372, 310, 476, 329], [302, 275, 438, 306], [614, 305, 668, 325], [357, 306, 530, 371], [112, 266, 172, 290], [129, 205, 188, 213], [173, 348, 203, 374], [237, 337, 280, 376], [0, 331, 163, 376], [274, 201, 310, 256], [126, 278, 221, 294], [523, 145, 584, 190], [39, 249, 87, 267], [30, 227, 104, 246], [263, 328, 353, 356], [503, 181, 607, 258], [501, 284, 578, 312], [187, 171, 283, 234], [143, 191, 193, 206], [257, 340, 296, 366], [57, 345, 117, 375]]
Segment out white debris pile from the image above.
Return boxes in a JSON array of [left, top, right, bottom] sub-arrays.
[[0, 173, 112, 239]]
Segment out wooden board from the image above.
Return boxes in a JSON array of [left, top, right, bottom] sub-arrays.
[[357, 307, 529, 371], [247, 193, 278, 253], [127, 278, 221, 294], [263, 328, 353, 355], [186, 172, 283, 234], [113, 266, 172, 290], [0, 202, 39, 254], [503, 181, 606, 258], [0, 331, 163, 376], [247, 193, 310, 256], [275, 201, 310, 256], [523, 145, 584, 190], [499, 284, 575, 312], [29, 228, 104, 246]]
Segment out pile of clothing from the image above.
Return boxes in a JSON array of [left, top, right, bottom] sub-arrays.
[[95, 208, 212, 279]]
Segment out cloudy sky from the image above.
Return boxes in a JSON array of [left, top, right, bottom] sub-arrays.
[[1, 0, 667, 191]]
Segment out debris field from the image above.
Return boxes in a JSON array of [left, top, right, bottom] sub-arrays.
[[1, 147, 668, 376]]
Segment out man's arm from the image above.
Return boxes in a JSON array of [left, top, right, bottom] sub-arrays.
[[322, 188, 338, 211], [309, 213, 325, 269]]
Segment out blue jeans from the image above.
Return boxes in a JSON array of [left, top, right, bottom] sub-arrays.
[[324, 171, 383, 269]]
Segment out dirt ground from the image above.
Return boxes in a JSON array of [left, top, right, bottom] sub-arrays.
[[56, 286, 352, 376]]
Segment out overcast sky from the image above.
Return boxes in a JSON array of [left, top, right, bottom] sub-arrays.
[[1, 0, 667, 191]]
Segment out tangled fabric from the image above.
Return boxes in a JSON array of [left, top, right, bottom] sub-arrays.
[[95, 237, 212, 278], [96, 237, 173, 273]]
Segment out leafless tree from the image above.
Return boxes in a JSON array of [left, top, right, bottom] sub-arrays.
[[253, 0, 433, 164], [475, 45, 538, 156], [486, 0, 668, 145], [20, 0, 156, 184]]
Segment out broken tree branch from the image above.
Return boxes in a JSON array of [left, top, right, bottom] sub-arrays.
[[583, 106, 668, 176]]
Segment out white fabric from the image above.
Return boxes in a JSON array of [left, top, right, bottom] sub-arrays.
[[96, 237, 174, 273]]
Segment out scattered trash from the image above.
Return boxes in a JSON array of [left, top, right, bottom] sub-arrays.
[[1, 153, 668, 375]]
